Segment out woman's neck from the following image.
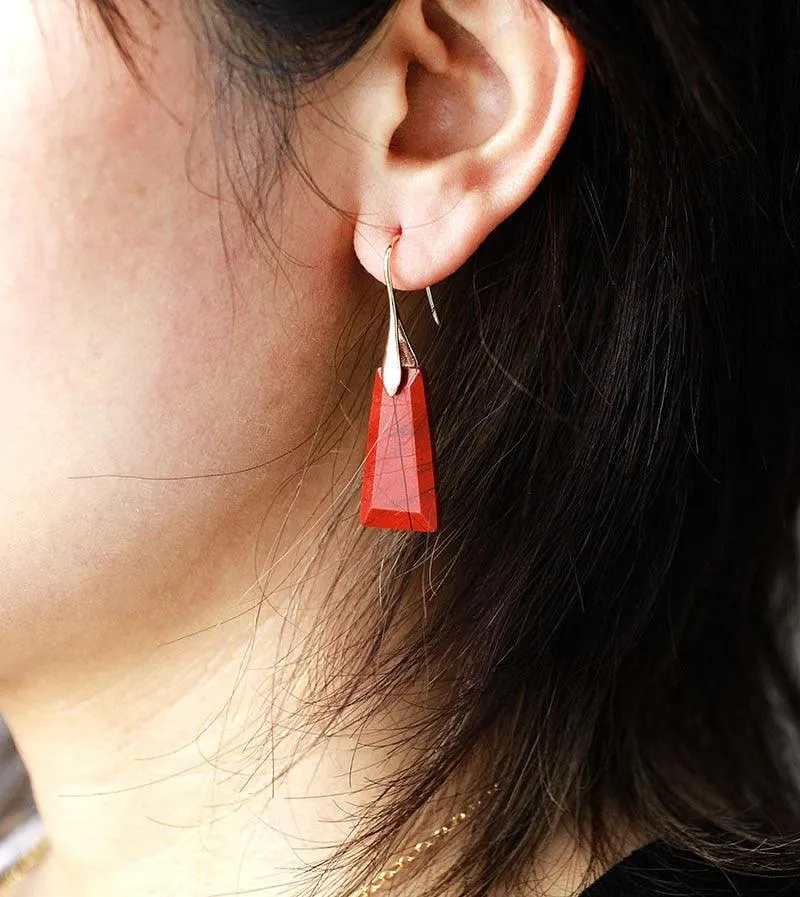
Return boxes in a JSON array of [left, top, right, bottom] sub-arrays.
[[0, 492, 613, 897], [3, 579, 387, 897]]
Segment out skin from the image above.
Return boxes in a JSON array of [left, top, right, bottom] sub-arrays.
[[0, 0, 368, 680], [0, 1, 587, 894]]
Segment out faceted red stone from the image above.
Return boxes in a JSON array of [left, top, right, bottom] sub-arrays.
[[360, 367, 438, 532]]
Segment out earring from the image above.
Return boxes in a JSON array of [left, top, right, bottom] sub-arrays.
[[359, 237, 440, 533]]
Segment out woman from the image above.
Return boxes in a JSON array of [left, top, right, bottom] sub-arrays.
[[0, 0, 799, 894]]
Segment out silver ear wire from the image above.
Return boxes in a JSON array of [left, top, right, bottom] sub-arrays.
[[425, 287, 440, 327], [382, 238, 405, 396], [381, 237, 440, 397]]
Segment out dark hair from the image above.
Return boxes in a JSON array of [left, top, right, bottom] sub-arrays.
[[86, 0, 800, 892]]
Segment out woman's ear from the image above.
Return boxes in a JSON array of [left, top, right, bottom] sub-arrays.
[[347, 0, 584, 289]]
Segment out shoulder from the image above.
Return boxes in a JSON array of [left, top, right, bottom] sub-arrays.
[[581, 842, 800, 897]]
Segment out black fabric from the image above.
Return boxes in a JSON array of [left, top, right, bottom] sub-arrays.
[[580, 842, 800, 896]]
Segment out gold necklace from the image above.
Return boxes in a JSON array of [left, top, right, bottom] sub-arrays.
[[0, 836, 50, 895], [358, 785, 500, 897], [0, 786, 498, 896]]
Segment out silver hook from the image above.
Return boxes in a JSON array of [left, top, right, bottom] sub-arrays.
[[381, 237, 440, 397], [425, 286, 440, 327]]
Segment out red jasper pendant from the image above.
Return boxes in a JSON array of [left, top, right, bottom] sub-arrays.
[[360, 366, 438, 532]]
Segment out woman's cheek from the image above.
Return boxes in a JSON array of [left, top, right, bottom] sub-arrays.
[[0, 2, 344, 669]]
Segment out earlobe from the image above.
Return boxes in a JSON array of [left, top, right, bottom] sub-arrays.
[[351, 0, 584, 290]]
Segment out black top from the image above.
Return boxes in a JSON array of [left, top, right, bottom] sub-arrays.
[[580, 842, 800, 896]]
